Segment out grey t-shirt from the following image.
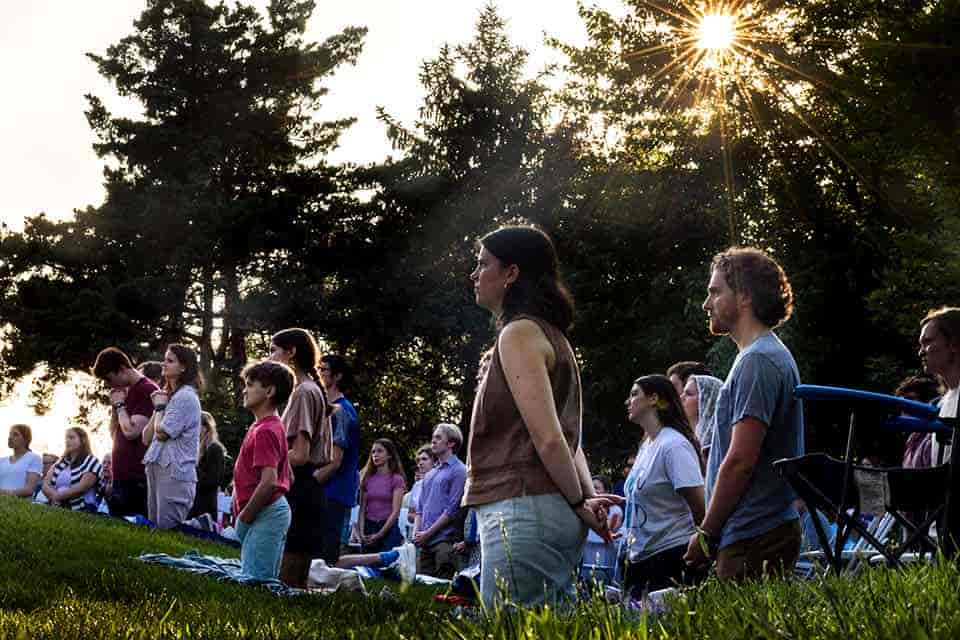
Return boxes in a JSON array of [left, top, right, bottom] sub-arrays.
[[705, 332, 804, 549]]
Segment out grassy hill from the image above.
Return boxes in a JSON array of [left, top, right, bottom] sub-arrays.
[[2, 496, 960, 639]]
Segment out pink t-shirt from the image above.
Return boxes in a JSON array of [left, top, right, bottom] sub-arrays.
[[362, 472, 405, 521], [233, 415, 291, 514]]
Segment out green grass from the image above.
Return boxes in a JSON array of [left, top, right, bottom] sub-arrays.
[[2, 496, 960, 639]]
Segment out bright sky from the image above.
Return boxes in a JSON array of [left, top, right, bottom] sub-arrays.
[[0, 0, 623, 457]]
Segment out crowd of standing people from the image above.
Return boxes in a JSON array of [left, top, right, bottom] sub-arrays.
[[0, 224, 957, 612]]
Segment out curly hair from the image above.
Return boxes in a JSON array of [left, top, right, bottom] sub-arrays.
[[711, 247, 794, 329]]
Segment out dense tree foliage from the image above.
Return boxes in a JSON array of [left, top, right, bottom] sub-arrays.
[[0, 1, 957, 468], [0, 0, 365, 401]]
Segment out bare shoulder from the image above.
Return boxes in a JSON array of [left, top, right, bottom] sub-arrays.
[[500, 319, 550, 349], [499, 319, 555, 367]]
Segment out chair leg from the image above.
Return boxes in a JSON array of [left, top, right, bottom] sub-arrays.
[[808, 507, 838, 569], [892, 509, 942, 556]]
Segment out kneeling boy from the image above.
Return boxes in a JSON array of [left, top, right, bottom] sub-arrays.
[[233, 361, 295, 580]]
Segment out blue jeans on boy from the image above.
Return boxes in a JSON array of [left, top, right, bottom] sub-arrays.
[[236, 497, 291, 580]]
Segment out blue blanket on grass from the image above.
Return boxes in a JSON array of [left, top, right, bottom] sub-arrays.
[[137, 551, 305, 597]]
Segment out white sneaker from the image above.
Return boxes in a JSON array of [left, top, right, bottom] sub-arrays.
[[395, 542, 417, 584]]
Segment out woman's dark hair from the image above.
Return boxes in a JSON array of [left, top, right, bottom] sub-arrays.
[[360, 438, 406, 486], [272, 328, 322, 383], [894, 375, 941, 403], [138, 361, 163, 384], [634, 374, 704, 470], [479, 225, 575, 334], [320, 354, 354, 393], [166, 344, 204, 394], [63, 427, 93, 466]]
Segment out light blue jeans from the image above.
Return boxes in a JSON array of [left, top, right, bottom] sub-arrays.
[[476, 493, 587, 609], [236, 497, 291, 581]]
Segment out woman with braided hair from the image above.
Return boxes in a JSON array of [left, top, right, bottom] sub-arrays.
[[270, 327, 332, 588]]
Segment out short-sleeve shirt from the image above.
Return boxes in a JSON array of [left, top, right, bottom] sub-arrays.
[[0, 451, 42, 492], [282, 379, 331, 466], [623, 428, 703, 562], [705, 332, 804, 549], [49, 455, 102, 511], [113, 376, 158, 482], [932, 387, 958, 464], [325, 397, 361, 507], [362, 472, 405, 522], [233, 415, 291, 514], [142, 384, 201, 482]]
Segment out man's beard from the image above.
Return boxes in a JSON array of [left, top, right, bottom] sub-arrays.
[[708, 309, 737, 336]]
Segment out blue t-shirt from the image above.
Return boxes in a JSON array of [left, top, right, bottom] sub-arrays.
[[325, 396, 360, 507], [705, 332, 804, 549]]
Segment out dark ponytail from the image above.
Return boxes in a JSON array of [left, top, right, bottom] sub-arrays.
[[634, 374, 704, 471], [271, 328, 322, 382], [271, 328, 329, 406]]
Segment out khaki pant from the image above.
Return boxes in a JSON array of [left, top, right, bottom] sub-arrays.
[[145, 463, 196, 530], [716, 519, 801, 581], [418, 541, 457, 579]]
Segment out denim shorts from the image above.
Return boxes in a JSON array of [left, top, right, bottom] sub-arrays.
[[237, 496, 292, 581], [476, 493, 587, 609]]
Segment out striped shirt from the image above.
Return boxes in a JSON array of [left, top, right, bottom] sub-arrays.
[[50, 455, 102, 511]]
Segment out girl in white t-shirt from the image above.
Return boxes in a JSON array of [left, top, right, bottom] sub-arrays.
[[620, 374, 706, 597], [0, 424, 43, 498]]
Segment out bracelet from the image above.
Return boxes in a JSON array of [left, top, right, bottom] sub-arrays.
[[154, 404, 167, 412], [696, 526, 720, 558], [113, 402, 125, 410]]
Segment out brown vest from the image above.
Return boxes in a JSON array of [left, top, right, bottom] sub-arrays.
[[463, 315, 582, 506]]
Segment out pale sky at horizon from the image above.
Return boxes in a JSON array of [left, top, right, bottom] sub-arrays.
[[0, 0, 624, 455], [0, 0, 626, 231]]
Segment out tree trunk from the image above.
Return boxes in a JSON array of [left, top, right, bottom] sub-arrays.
[[222, 266, 246, 407], [199, 266, 217, 391]]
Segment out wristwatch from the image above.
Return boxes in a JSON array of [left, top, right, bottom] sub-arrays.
[[113, 402, 126, 410]]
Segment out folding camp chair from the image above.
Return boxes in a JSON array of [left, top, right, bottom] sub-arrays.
[[803, 512, 895, 574], [776, 454, 947, 571], [774, 385, 956, 573]]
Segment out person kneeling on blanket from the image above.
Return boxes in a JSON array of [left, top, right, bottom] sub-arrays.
[[233, 361, 295, 581]]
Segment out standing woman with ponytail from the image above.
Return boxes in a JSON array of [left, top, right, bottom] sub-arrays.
[[464, 225, 612, 609], [621, 374, 706, 597], [142, 344, 202, 529], [270, 328, 331, 588]]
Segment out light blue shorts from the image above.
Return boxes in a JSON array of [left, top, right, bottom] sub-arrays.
[[237, 496, 291, 581]]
